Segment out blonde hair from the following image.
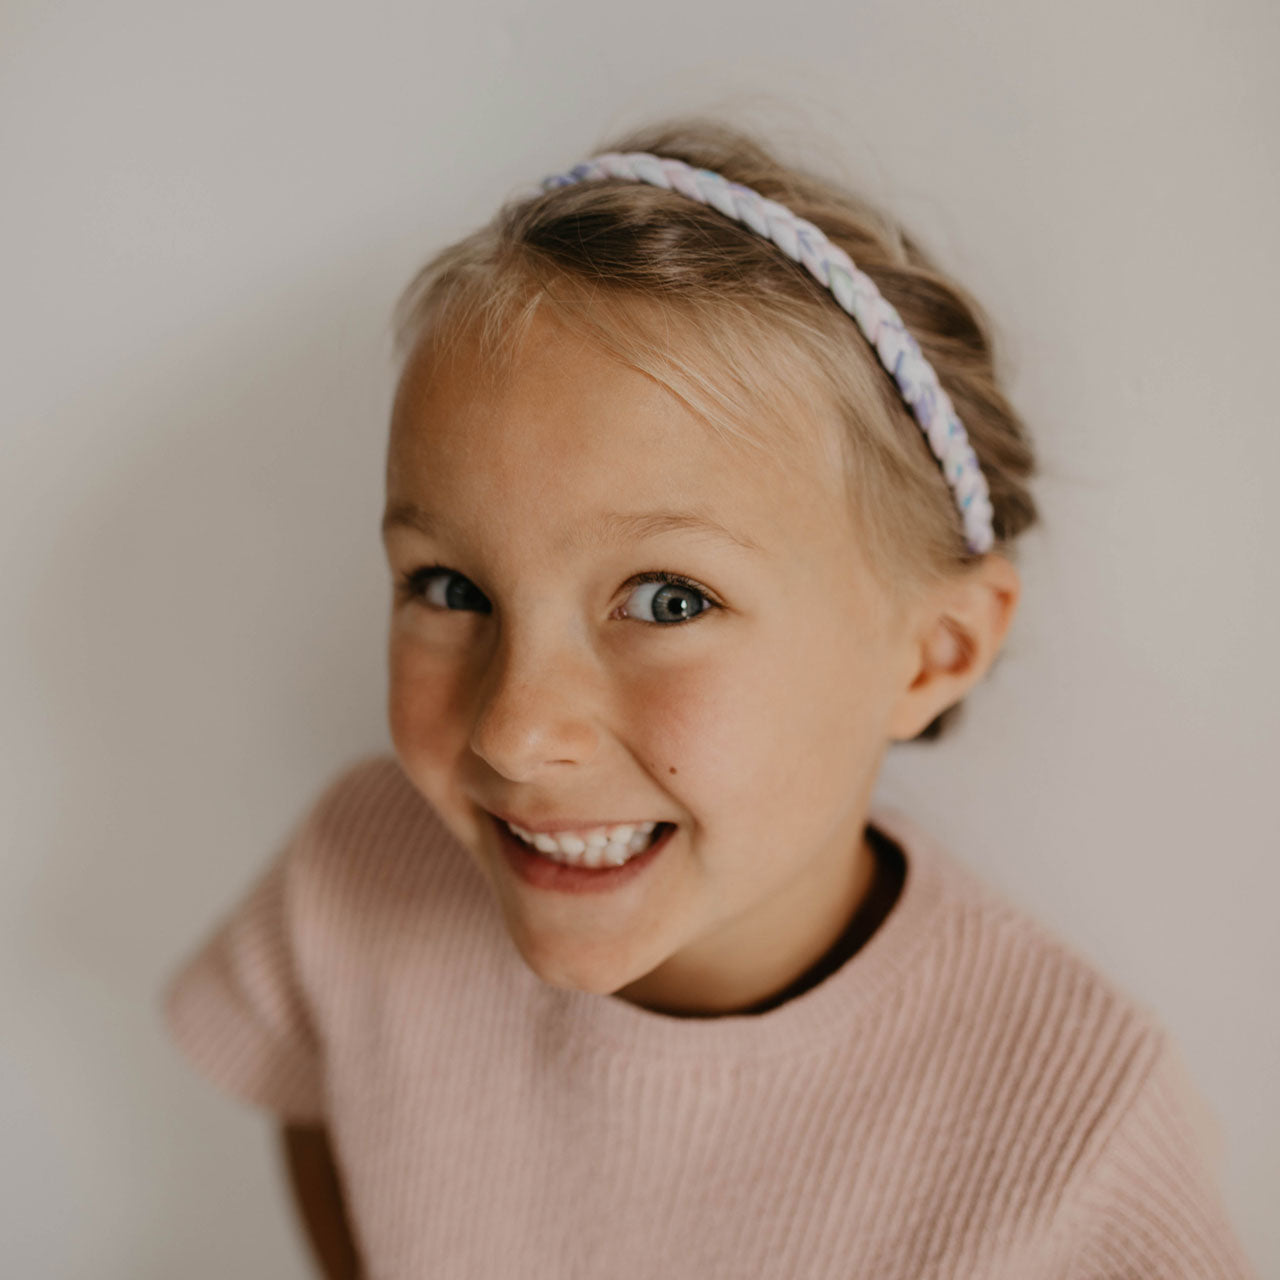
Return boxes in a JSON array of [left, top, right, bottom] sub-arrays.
[[391, 117, 1040, 741]]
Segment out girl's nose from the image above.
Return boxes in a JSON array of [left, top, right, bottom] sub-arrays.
[[466, 635, 602, 782]]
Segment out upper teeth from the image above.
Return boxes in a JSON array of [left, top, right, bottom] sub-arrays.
[[505, 819, 660, 868]]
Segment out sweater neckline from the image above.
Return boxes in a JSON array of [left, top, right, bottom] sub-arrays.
[[522, 804, 955, 1064]]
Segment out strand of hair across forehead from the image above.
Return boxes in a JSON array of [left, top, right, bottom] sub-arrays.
[[541, 151, 996, 555]]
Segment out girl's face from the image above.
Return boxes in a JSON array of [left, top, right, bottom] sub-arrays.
[[383, 308, 921, 1015]]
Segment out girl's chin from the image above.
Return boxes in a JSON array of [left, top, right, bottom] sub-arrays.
[[509, 929, 669, 998]]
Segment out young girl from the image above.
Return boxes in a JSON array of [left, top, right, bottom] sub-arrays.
[[162, 117, 1256, 1279]]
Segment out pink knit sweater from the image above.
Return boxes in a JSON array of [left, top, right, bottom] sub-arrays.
[[162, 754, 1256, 1278]]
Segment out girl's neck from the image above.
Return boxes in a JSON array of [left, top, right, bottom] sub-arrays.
[[735, 824, 905, 1016]]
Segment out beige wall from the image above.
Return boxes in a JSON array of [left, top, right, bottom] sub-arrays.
[[2, 0, 1275, 1273]]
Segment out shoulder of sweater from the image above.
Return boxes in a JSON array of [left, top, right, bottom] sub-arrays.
[[934, 850, 1169, 1073], [276, 750, 484, 914], [902, 871, 1245, 1274], [885, 806, 1165, 1039], [875, 809, 1174, 1159]]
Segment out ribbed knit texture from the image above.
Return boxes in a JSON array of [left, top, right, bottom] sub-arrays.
[[161, 754, 1256, 1279]]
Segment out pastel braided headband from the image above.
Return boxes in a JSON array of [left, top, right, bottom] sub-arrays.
[[541, 152, 996, 555]]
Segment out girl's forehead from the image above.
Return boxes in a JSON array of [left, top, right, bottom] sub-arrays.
[[388, 314, 849, 520], [389, 428, 840, 574], [385, 439, 868, 614]]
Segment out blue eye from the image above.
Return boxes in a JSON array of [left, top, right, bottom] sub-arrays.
[[396, 565, 718, 627], [399, 565, 491, 613], [620, 572, 717, 627]]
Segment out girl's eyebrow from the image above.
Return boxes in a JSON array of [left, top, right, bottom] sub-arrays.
[[381, 501, 764, 555]]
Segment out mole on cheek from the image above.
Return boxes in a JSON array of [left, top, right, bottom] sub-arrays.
[[668, 766, 677, 774]]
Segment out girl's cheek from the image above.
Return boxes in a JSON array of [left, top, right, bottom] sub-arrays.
[[387, 641, 458, 769], [621, 657, 756, 790]]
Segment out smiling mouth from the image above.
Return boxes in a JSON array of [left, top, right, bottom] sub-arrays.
[[495, 814, 672, 868], [486, 814, 680, 885]]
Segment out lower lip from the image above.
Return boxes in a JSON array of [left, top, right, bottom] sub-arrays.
[[491, 815, 676, 894]]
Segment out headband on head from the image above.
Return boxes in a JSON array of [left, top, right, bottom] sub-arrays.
[[541, 151, 996, 555]]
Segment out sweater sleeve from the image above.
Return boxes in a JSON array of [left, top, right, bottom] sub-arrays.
[[160, 835, 326, 1124], [1064, 1036, 1257, 1280]]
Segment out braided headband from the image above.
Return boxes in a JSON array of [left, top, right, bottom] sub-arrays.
[[541, 152, 996, 555]]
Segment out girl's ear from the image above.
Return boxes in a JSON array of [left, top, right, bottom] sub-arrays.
[[886, 554, 1022, 742]]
